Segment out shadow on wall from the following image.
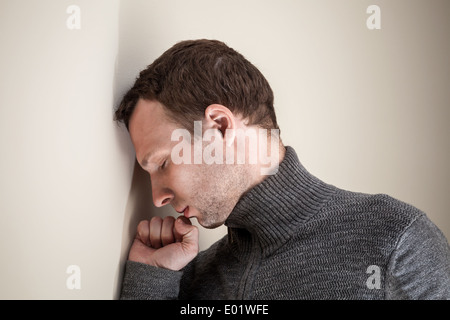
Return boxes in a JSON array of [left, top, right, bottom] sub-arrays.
[[110, 0, 157, 297], [113, 160, 152, 299], [110, 1, 150, 297], [114, 160, 178, 299], [113, 159, 175, 299], [110, 1, 168, 294]]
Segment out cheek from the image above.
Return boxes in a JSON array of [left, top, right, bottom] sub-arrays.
[[169, 163, 205, 197]]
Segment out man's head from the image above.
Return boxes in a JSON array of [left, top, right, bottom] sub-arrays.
[[115, 39, 278, 132], [115, 39, 282, 228]]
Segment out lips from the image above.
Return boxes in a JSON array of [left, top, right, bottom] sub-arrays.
[[176, 206, 190, 218]]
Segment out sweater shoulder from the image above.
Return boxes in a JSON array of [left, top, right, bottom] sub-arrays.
[[320, 189, 424, 226], [305, 189, 426, 252]]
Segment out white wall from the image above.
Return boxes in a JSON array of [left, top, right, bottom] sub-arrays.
[[0, 0, 135, 299], [1, 0, 449, 299]]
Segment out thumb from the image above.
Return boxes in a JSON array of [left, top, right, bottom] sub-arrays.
[[174, 216, 198, 247]]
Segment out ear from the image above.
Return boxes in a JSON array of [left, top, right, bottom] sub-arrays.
[[203, 104, 236, 145]]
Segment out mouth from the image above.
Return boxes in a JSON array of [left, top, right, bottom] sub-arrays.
[[176, 206, 190, 218]]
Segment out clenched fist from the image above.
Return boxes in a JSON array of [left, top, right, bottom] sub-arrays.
[[128, 216, 199, 271]]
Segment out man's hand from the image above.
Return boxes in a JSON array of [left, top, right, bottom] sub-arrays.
[[128, 216, 199, 271]]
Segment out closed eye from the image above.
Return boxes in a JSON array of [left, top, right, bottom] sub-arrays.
[[160, 159, 168, 170]]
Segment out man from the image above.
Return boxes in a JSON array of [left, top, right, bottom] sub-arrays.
[[115, 39, 450, 299]]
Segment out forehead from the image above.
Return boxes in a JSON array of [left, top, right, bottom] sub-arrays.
[[128, 99, 176, 165]]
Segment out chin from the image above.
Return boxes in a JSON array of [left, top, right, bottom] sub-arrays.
[[197, 217, 226, 229]]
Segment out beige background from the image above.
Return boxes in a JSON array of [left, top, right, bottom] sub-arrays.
[[0, 0, 448, 299]]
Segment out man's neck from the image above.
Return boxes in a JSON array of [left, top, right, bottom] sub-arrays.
[[254, 141, 285, 183], [245, 142, 286, 195]]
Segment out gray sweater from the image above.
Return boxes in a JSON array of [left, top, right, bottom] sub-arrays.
[[120, 147, 450, 299]]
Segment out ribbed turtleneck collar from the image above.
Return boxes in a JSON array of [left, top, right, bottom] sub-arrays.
[[225, 146, 337, 258]]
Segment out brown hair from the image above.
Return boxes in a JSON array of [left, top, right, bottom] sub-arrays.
[[114, 39, 278, 132]]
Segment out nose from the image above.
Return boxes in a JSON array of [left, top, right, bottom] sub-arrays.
[[150, 175, 174, 207]]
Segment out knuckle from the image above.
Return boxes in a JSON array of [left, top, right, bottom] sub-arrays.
[[137, 219, 149, 228], [164, 216, 175, 222], [150, 216, 162, 224], [136, 220, 149, 233]]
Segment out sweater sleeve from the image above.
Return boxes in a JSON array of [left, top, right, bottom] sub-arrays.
[[120, 261, 183, 300], [386, 214, 450, 299]]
